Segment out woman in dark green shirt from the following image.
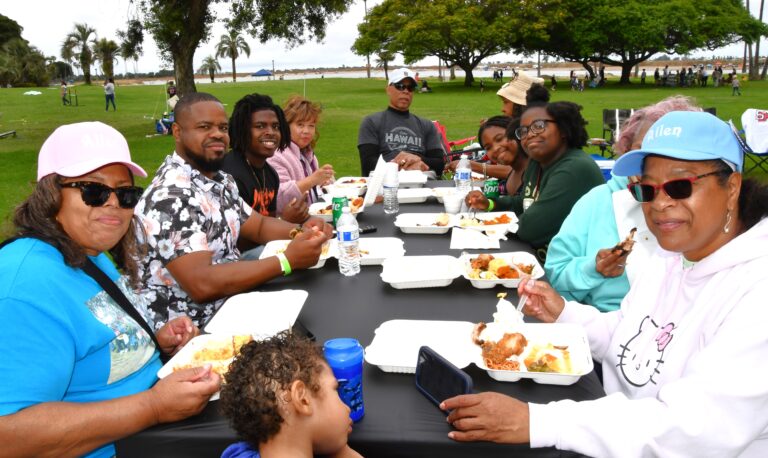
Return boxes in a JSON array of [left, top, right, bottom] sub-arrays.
[[466, 101, 605, 261]]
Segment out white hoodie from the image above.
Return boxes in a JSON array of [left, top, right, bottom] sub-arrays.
[[530, 217, 768, 457]]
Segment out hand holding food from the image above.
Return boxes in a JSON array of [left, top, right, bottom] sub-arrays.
[[516, 277, 564, 323], [464, 190, 489, 211], [282, 197, 309, 224], [284, 227, 328, 269], [441, 392, 530, 444], [302, 216, 334, 238], [595, 248, 628, 278], [311, 164, 335, 187], [148, 365, 221, 423], [444, 160, 460, 173], [156, 316, 199, 356]]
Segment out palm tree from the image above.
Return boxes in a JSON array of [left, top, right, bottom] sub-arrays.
[[215, 30, 250, 82], [198, 56, 221, 83], [62, 23, 96, 84], [92, 38, 120, 79]]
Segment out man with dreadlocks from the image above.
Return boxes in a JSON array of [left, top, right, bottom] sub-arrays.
[[134, 92, 333, 329], [222, 94, 308, 224]]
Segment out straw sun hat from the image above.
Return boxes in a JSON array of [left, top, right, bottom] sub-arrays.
[[496, 72, 545, 106]]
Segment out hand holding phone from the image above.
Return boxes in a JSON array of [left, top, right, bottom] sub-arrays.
[[415, 346, 473, 411]]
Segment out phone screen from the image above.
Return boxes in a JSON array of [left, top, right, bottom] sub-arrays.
[[415, 346, 472, 410]]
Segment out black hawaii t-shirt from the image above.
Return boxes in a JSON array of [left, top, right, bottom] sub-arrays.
[[357, 107, 445, 176]]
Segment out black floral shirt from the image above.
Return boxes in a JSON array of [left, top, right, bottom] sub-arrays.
[[134, 152, 252, 328]]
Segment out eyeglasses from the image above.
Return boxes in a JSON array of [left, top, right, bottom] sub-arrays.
[[390, 82, 416, 92], [626, 170, 729, 203], [60, 181, 144, 209], [514, 119, 555, 140]]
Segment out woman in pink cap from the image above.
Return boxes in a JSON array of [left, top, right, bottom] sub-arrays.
[[0, 122, 219, 458]]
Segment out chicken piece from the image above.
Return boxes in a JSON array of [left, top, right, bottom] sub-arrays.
[[470, 254, 494, 271], [613, 227, 638, 255]]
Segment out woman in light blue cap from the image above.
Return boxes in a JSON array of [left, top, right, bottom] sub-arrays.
[[442, 111, 768, 457]]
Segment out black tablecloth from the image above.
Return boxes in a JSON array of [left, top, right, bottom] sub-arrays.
[[116, 184, 605, 458]]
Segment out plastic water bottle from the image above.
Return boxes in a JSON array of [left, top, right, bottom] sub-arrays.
[[337, 207, 361, 276], [455, 154, 472, 193], [383, 166, 399, 214]]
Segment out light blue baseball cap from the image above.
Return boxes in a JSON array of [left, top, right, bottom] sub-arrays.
[[612, 111, 744, 177]]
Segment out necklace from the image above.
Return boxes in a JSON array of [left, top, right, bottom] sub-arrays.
[[245, 157, 267, 187]]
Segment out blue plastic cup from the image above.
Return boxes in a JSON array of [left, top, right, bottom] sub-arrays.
[[323, 338, 365, 422]]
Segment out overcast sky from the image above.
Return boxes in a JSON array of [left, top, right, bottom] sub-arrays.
[[4, 1, 765, 76]]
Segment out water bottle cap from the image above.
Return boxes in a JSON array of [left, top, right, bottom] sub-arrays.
[[342, 206, 351, 213]]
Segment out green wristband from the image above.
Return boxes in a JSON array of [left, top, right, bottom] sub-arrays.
[[486, 199, 495, 212], [276, 252, 292, 276]]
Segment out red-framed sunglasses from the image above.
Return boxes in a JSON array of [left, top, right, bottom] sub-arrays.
[[627, 170, 730, 203]]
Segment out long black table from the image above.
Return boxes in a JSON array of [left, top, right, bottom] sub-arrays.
[[116, 183, 605, 457]]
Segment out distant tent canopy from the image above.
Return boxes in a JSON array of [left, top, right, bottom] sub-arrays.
[[251, 69, 273, 77]]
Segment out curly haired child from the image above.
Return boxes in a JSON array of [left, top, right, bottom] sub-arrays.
[[219, 331, 362, 458]]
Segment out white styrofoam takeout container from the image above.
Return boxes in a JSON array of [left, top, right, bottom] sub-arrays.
[[359, 237, 405, 266], [394, 213, 457, 234], [380, 255, 462, 289], [365, 320, 477, 373], [459, 252, 545, 289], [260, 239, 337, 269], [456, 211, 519, 234], [397, 187, 433, 203]]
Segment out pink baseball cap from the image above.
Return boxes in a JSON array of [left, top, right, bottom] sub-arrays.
[[37, 121, 147, 180]]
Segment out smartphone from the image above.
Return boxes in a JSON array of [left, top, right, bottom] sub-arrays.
[[415, 346, 473, 411], [359, 224, 377, 234]]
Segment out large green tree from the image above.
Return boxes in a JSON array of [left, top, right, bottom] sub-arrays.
[[117, 19, 144, 75], [137, 0, 353, 96], [0, 14, 23, 46], [0, 38, 49, 87], [524, 0, 766, 84], [62, 23, 96, 84], [93, 38, 120, 79], [215, 30, 250, 82], [354, 0, 538, 86]]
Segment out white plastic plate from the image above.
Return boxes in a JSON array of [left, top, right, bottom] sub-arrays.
[[204, 290, 308, 336], [473, 323, 593, 385], [394, 213, 457, 234], [380, 255, 462, 289], [358, 237, 405, 266], [459, 252, 544, 289], [397, 187, 433, 203], [260, 239, 337, 269], [365, 320, 477, 373]]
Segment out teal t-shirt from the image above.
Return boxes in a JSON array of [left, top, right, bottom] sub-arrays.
[[0, 238, 161, 458]]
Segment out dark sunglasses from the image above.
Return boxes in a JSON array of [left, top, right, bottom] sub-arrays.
[[627, 170, 729, 203], [514, 119, 555, 140], [391, 82, 416, 92], [60, 181, 144, 209]]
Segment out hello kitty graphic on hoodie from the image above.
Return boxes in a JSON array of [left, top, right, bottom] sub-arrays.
[[528, 218, 768, 458]]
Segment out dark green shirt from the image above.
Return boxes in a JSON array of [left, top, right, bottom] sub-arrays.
[[496, 148, 605, 261]]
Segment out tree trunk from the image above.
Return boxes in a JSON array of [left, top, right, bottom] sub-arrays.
[[579, 61, 595, 80], [209, 70, 214, 83], [742, 42, 748, 73], [459, 63, 475, 87], [231, 56, 237, 82], [618, 62, 634, 84], [449, 66, 455, 80], [747, 44, 754, 79], [81, 59, 91, 85], [383, 61, 389, 80], [761, 55, 768, 80], [174, 46, 197, 96]]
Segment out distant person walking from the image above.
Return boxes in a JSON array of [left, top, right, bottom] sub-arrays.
[[640, 69, 646, 84], [104, 78, 116, 111], [60, 81, 70, 106], [732, 76, 741, 96]]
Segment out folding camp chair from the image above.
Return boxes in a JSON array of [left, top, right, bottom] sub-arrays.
[[432, 120, 481, 162], [599, 108, 633, 158], [741, 109, 768, 173]]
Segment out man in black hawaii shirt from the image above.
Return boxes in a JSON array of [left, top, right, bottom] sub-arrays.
[[357, 68, 445, 177]]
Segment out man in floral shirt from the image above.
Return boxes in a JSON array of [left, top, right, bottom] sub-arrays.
[[134, 93, 332, 328]]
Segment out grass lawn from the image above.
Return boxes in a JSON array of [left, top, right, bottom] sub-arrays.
[[1, 76, 766, 236]]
